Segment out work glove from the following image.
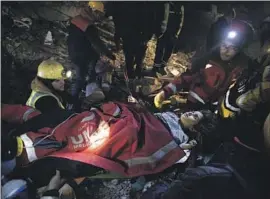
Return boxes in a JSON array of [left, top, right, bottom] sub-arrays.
[[154, 91, 166, 109], [236, 90, 258, 112]]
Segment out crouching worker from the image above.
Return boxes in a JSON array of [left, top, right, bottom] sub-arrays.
[[216, 16, 270, 152], [154, 20, 254, 111], [26, 60, 74, 113], [1, 102, 215, 188]]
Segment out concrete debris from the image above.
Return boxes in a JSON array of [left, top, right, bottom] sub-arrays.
[[13, 17, 32, 29], [97, 180, 131, 199], [44, 31, 53, 46]]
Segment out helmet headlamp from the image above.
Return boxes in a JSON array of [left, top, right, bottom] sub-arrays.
[[61, 69, 72, 79], [227, 31, 237, 39]]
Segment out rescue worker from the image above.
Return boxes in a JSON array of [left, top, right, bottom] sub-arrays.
[[26, 60, 74, 113], [235, 16, 270, 153], [67, 1, 116, 107], [217, 16, 270, 151], [107, 2, 170, 79], [236, 17, 270, 112], [1, 102, 216, 187], [152, 2, 185, 75], [154, 20, 254, 111], [206, 6, 236, 52], [139, 17, 270, 199]]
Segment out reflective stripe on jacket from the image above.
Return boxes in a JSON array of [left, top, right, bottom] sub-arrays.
[[26, 91, 65, 110], [14, 103, 186, 177], [1, 104, 41, 124], [164, 61, 243, 105]]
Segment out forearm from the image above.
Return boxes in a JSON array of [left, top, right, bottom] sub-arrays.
[[163, 73, 195, 98]]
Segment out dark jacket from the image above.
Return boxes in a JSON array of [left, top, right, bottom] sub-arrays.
[[34, 92, 74, 113], [68, 12, 115, 65], [26, 77, 74, 113], [107, 2, 169, 40], [68, 23, 100, 66]]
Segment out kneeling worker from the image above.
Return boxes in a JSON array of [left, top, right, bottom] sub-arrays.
[[26, 60, 73, 113]]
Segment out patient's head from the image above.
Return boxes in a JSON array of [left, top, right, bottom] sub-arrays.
[[180, 111, 204, 128], [180, 110, 218, 135]]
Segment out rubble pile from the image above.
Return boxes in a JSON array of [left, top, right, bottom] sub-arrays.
[[1, 1, 192, 105]]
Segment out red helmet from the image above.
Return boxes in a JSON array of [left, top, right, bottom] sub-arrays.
[[223, 19, 255, 48]]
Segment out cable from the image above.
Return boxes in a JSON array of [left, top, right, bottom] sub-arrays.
[[22, 113, 77, 149]]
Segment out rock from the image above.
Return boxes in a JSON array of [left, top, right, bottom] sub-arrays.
[[44, 31, 53, 46]]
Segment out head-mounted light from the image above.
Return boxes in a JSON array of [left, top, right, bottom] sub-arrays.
[[61, 69, 72, 79], [227, 31, 237, 39]]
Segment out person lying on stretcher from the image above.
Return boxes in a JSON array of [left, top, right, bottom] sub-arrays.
[[1, 101, 217, 187]]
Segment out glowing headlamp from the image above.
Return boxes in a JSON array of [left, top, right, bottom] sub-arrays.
[[62, 69, 72, 79], [227, 31, 237, 39]]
